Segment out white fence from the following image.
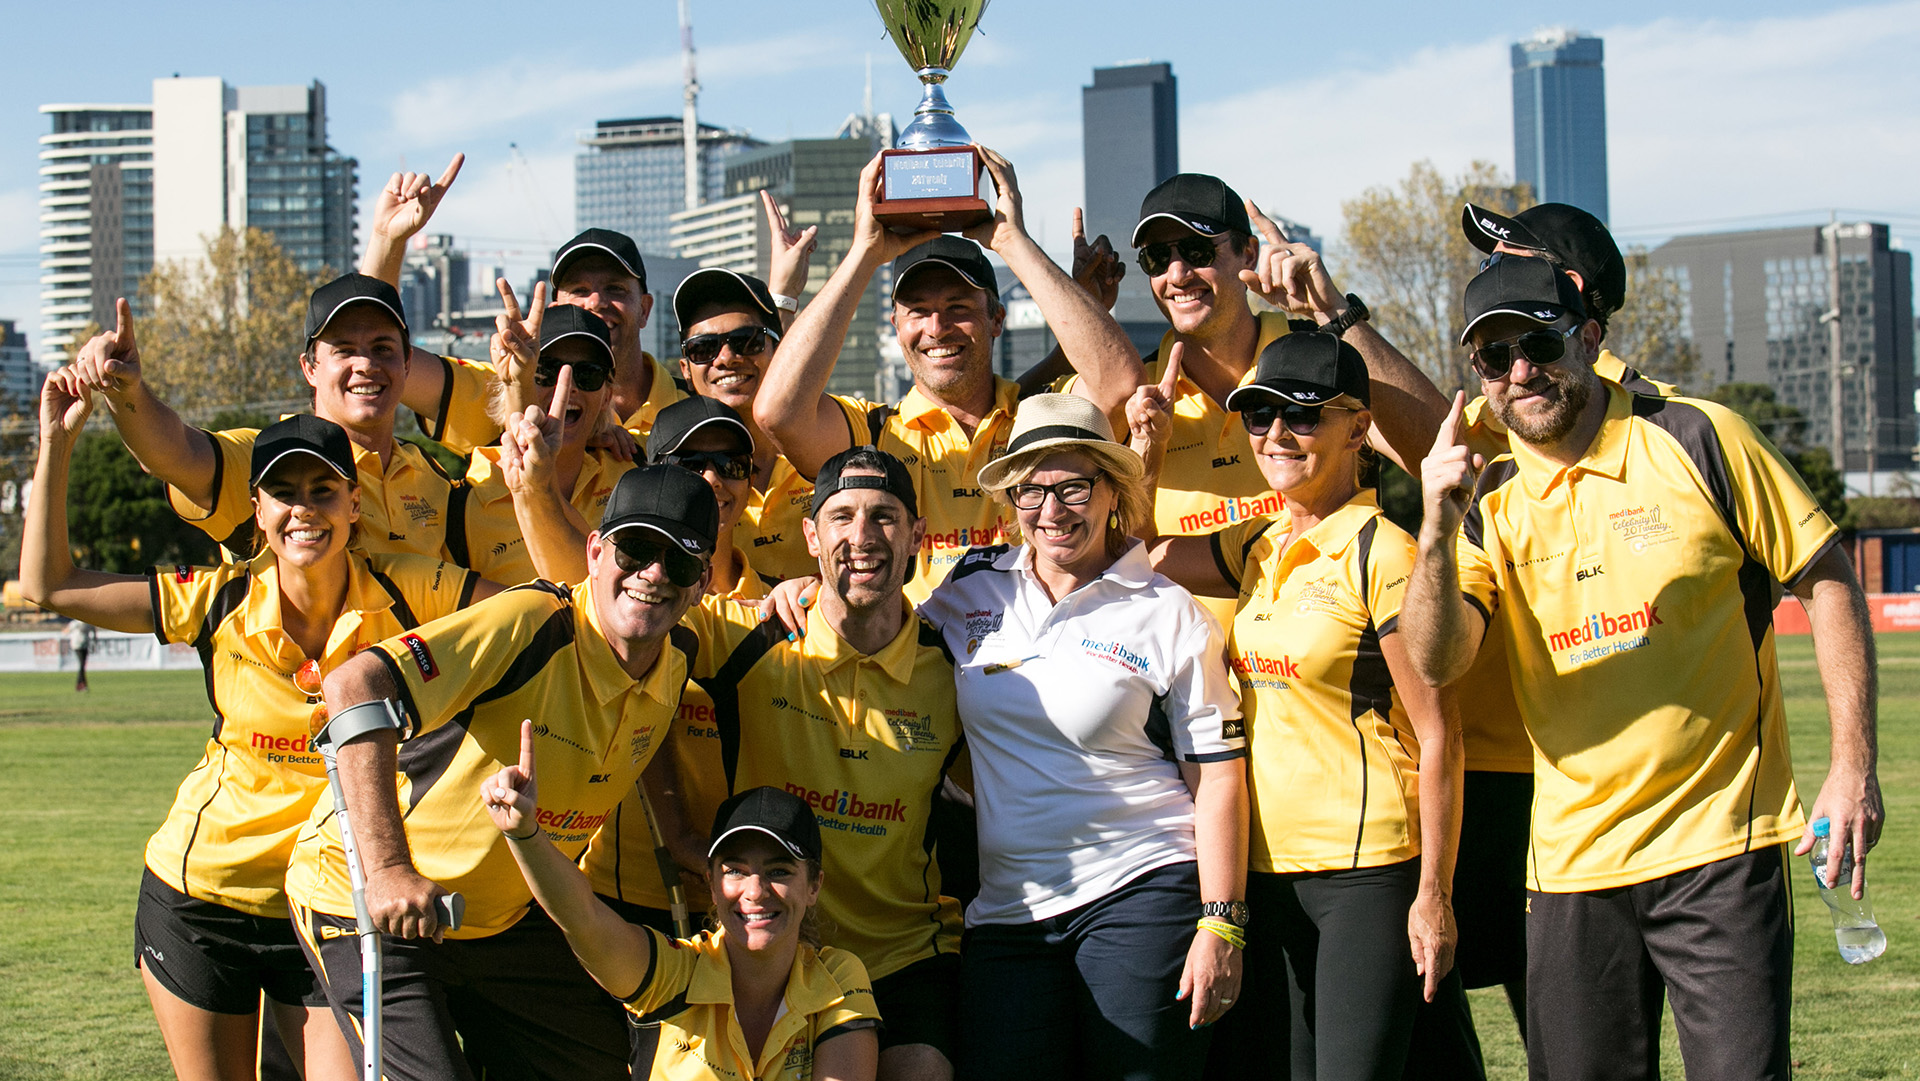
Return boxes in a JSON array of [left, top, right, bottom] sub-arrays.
[[0, 631, 205, 673]]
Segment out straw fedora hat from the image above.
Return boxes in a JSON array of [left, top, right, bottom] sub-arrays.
[[976, 393, 1145, 492]]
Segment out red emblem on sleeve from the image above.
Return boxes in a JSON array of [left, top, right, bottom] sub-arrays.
[[174, 566, 194, 583], [400, 634, 440, 681]]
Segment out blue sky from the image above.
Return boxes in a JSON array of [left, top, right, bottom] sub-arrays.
[[4, 0, 1918, 355]]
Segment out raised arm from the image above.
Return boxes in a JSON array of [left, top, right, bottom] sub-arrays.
[[486, 720, 656, 996], [762, 189, 819, 333], [1402, 392, 1488, 686], [20, 371, 156, 631], [69, 299, 218, 505], [755, 152, 938, 478], [1238, 202, 1447, 473], [964, 152, 1141, 417], [1789, 543, 1883, 899], [359, 154, 476, 421]]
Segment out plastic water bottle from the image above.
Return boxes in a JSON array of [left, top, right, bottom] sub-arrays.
[[1807, 817, 1886, 964]]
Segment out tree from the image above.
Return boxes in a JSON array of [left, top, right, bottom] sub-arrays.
[[1340, 161, 1533, 394], [1708, 383, 1850, 529], [1609, 249, 1704, 392], [66, 431, 216, 572], [136, 227, 326, 423]]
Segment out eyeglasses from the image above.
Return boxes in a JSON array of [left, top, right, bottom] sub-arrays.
[[1137, 236, 1225, 276], [609, 534, 707, 588], [534, 359, 611, 392], [1007, 475, 1100, 511], [657, 450, 752, 482], [682, 326, 780, 367], [1240, 402, 1354, 437], [1468, 322, 1582, 380]]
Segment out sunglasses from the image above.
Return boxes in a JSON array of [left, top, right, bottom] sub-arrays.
[[682, 326, 780, 367], [1137, 236, 1225, 276], [1468, 322, 1582, 380], [657, 450, 752, 482], [1240, 402, 1354, 437], [1007, 476, 1100, 511], [609, 533, 707, 589], [534, 359, 611, 392]]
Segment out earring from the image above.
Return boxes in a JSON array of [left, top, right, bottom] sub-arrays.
[[1108, 511, 1120, 530]]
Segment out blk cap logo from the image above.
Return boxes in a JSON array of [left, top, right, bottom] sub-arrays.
[[1479, 216, 1511, 238]]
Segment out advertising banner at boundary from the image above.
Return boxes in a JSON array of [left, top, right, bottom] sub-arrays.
[[1773, 594, 1920, 635], [0, 631, 201, 673]]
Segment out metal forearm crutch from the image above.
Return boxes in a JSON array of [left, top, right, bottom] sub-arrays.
[[317, 700, 463, 1081], [635, 778, 694, 938]]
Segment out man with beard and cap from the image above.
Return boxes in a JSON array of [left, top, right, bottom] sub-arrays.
[[285, 464, 715, 1081], [755, 146, 1144, 602], [67, 276, 458, 561], [646, 446, 967, 1081], [1401, 255, 1882, 1081]]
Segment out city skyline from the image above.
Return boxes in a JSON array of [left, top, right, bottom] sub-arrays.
[[2, 0, 1917, 355]]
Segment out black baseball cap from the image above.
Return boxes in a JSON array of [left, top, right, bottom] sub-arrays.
[[708, 786, 823, 863], [249, 414, 358, 489], [598, 464, 719, 557], [1132, 173, 1253, 246], [646, 396, 754, 460], [892, 236, 998, 300], [1460, 202, 1626, 318], [672, 268, 780, 333], [1460, 255, 1589, 344], [538, 304, 615, 370], [305, 274, 407, 344], [810, 446, 918, 519], [1225, 333, 1371, 411], [552, 228, 647, 292]]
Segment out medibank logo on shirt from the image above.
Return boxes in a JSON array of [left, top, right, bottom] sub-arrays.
[[1080, 638, 1151, 674], [1177, 492, 1282, 533], [1547, 601, 1664, 662], [921, 523, 1008, 552], [786, 783, 905, 835], [534, 806, 610, 844]]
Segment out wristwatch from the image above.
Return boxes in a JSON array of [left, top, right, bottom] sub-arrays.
[[1201, 901, 1251, 928], [1321, 293, 1370, 337]]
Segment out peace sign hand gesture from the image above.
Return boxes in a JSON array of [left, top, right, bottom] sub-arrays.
[[491, 279, 548, 386], [1126, 343, 1184, 484], [762, 189, 819, 302]]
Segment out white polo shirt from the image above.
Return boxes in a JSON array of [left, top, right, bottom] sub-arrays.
[[920, 541, 1244, 926]]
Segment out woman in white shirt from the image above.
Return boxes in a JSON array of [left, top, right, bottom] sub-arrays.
[[918, 393, 1249, 1081]]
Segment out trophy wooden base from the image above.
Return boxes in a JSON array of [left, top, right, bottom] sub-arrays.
[[874, 146, 992, 233]]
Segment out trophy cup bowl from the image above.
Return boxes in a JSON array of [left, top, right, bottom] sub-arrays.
[[872, 0, 994, 232]]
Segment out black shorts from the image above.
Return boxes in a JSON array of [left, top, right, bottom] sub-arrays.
[[1451, 770, 1531, 989], [133, 867, 321, 1014], [872, 952, 961, 1057], [1525, 847, 1792, 1081], [295, 900, 629, 1081]]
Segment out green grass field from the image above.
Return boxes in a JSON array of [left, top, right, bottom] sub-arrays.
[[1, 637, 1915, 1079]]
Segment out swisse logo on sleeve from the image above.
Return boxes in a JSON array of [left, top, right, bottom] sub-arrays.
[[400, 634, 439, 681]]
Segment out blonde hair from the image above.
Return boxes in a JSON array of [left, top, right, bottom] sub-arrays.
[[485, 372, 608, 442], [990, 452, 1152, 558]]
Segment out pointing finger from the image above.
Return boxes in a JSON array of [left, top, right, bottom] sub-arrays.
[[1436, 390, 1468, 450], [551, 363, 573, 423], [113, 297, 136, 353], [436, 152, 465, 193], [1244, 198, 1289, 247], [1073, 207, 1086, 244], [519, 719, 534, 777], [1160, 342, 1184, 398]]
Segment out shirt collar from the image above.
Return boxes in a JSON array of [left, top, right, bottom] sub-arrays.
[[241, 550, 396, 640], [620, 352, 686, 432], [683, 930, 855, 1018], [573, 580, 682, 707], [1155, 310, 1292, 399], [799, 597, 924, 684], [1508, 381, 1632, 498], [1263, 491, 1381, 598], [897, 376, 1021, 434]]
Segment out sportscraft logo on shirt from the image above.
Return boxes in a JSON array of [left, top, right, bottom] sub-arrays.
[[1548, 601, 1663, 663], [786, 784, 904, 836], [1178, 492, 1281, 533]]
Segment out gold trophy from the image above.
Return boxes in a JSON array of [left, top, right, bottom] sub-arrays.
[[871, 0, 993, 232]]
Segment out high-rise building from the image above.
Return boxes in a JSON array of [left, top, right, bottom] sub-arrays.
[[1649, 222, 1915, 474], [37, 102, 153, 351], [397, 234, 471, 337], [1511, 29, 1609, 223], [150, 77, 357, 274], [576, 118, 762, 257], [720, 121, 894, 399], [1082, 62, 1179, 352], [668, 192, 763, 275], [0, 319, 43, 412]]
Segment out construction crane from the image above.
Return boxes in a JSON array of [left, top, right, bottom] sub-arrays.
[[506, 142, 565, 243], [680, 0, 701, 212]]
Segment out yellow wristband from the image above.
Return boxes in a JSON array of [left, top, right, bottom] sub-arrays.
[[1196, 918, 1246, 950]]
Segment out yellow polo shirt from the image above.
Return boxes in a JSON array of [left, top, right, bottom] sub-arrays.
[[1213, 492, 1423, 873], [1453, 355, 1681, 773], [678, 599, 964, 980], [624, 928, 878, 1081], [585, 556, 770, 909], [170, 427, 454, 561], [422, 353, 686, 456], [449, 446, 636, 585], [283, 580, 692, 937], [1455, 384, 1836, 892], [145, 551, 475, 917]]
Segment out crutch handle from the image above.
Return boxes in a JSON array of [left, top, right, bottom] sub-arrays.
[[437, 892, 464, 931]]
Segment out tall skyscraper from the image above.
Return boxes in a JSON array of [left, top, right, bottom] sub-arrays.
[[1511, 29, 1609, 223], [1649, 222, 1915, 473], [1082, 62, 1178, 350], [150, 77, 357, 273], [0, 319, 42, 411], [575, 118, 762, 256], [37, 102, 153, 351]]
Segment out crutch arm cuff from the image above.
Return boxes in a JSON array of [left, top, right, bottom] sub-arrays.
[[319, 698, 412, 748]]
